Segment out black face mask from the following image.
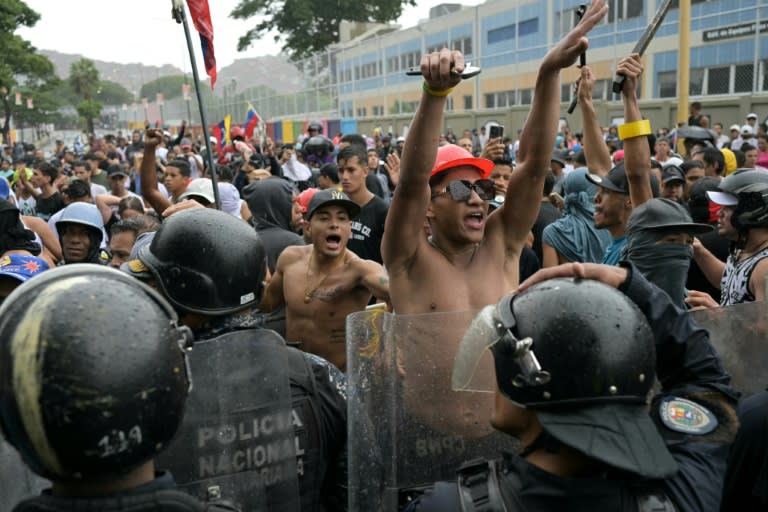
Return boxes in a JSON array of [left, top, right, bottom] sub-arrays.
[[627, 230, 693, 307]]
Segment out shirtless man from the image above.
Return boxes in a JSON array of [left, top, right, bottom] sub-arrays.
[[383, 0, 609, 315], [261, 189, 390, 370]]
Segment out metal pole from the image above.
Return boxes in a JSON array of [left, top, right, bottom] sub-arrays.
[[677, 0, 691, 133], [172, 0, 221, 209]]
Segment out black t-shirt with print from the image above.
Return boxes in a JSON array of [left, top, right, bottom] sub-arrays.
[[347, 195, 388, 264]]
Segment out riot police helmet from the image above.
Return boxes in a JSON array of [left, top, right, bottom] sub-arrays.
[[138, 208, 267, 315], [0, 265, 192, 481]]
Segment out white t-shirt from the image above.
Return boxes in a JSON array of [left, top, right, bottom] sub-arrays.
[[91, 183, 108, 197]]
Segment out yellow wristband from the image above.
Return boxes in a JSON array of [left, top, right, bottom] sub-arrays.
[[423, 82, 453, 97], [618, 119, 652, 141]]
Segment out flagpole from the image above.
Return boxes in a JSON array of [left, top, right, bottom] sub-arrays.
[[172, 0, 221, 209]]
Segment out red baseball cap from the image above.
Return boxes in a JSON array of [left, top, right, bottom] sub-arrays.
[[296, 187, 319, 215], [430, 144, 494, 181]]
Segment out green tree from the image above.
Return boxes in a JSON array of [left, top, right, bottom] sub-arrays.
[[95, 80, 134, 105], [230, 0, 415, 62], [69, 58, 102, 133], [139, 75, 189, 102], [0, 0, 58, 143]]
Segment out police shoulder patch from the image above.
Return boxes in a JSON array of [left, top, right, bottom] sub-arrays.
[[659, 396, 718, 435]]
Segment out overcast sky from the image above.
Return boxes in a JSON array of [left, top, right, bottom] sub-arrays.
[[18, 0, 479, 74]]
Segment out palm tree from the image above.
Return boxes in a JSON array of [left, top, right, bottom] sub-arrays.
[[69, 59, 101, 134]]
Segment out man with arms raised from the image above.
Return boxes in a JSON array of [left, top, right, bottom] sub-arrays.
[[261, 189, 390, 370], [383, 1, 608, 314]]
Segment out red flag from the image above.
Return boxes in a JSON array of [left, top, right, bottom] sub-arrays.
[[186, 0, 217, 88]]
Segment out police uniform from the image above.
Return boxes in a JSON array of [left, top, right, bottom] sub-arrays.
[[405, 264, 738, 512], [13, 472, 238, 512], [188, 317, 349, 512]]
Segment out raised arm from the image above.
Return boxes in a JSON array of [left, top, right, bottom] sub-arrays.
[[578, 66, 612, 175], [381, 49, 464, 273], [140, 129, 172, 215], [616, 54, 653, 208], [494, 0, 608, 250], [95, 194, 121, 224]]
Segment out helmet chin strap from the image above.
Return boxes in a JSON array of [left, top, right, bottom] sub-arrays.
[[518, 429, 562, 458]]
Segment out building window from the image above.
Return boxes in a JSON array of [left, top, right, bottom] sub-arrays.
[[452, 37, 472, 56], [561, 83, 572, 103], [464, 95, 473, 110], [446, 97, 454, 112], [488, 24, 516, 44], [670, 0, 709, 8], [707, 66, 730, 95], [689, 68, 704, 96], [388, 56, 399, 73], [427, 41, 449, 54], [485, 93, 495, 109], [356, 107, 367, 117], [520, 88, 533, 105], [658, 71, 676, 98], [518, 18, 538, 37], [734, 64, 754, 93]]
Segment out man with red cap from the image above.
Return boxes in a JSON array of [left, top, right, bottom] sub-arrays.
[[382, 0, 609, 315]]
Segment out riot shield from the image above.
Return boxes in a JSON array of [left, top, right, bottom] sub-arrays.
[[157, 330, 299, 511], [0, 438, 49, 511], [691, 301, 768, 397], [347, 309, 517, 511]]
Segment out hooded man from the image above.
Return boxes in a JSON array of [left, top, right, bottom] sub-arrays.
[[242, 178, 304, 274]]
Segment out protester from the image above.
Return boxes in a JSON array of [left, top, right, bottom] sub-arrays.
[[337, 145, 388, 264], [542, 168, 611, 266], [55, 202, 108, 265], [689, 170, 768, 307], [260, 189, 390, 370]]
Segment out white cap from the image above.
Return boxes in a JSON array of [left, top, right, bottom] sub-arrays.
[[179, 178, 215, 204], [706, 190, 738, 206], [663, 156, 684, 168], [747, 113, 759, 120], [730, 124, 741, 132], [396, 136, 405, 143], [742, 124, 755, 135]]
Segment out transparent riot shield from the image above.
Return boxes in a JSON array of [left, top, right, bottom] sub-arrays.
[[157, 330, 299, 511], [0, 438, 49, 511], [347, 309, 517, 511], [691, 301, 768, 397]]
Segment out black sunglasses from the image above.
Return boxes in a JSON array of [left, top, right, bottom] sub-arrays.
[[431, 179, 495, 201]]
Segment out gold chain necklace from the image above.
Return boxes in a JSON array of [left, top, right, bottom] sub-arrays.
[[304, 249, 346, 303]]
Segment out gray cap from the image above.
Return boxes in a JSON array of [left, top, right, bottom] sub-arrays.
[[627, 198, 713, 235], [306, 189, 360, 220]]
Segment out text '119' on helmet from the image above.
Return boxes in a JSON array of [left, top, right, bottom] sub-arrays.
[[0, 265, 193, 481], [454, 277, 678, 478], [138, 208, 267, 315]]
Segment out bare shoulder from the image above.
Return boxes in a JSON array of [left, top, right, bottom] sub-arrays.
[[277, 244, 309, 268]]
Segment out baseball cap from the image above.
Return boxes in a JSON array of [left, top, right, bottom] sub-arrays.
[[706, 190, 738, 207], [586, 163, 660, 197], [537, 403, 678, 479], [396, 136, 405, 143], [550, 151, 566, 168], [747, 113, 759, 120], [742, 124, 755, 135], [0, 254, 49, 283], [106, 164, 127, 178], [626, 198, 713, 236], [180, 138, 192, 150], [429, 144, 494, 181], [612, 149, 625, 164], [120, 231, 156, 279], [729, 124, 741, 132], [306, 189, 360, 220], [178, 178, 215, 204], [661, 165, 685, 184], [296, 188, 319, 215]]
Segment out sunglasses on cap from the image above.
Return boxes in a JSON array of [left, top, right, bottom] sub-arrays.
[[431, 179, 495, 201]]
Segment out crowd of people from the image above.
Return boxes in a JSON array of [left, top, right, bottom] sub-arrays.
[[0, 1, 767, 510]]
